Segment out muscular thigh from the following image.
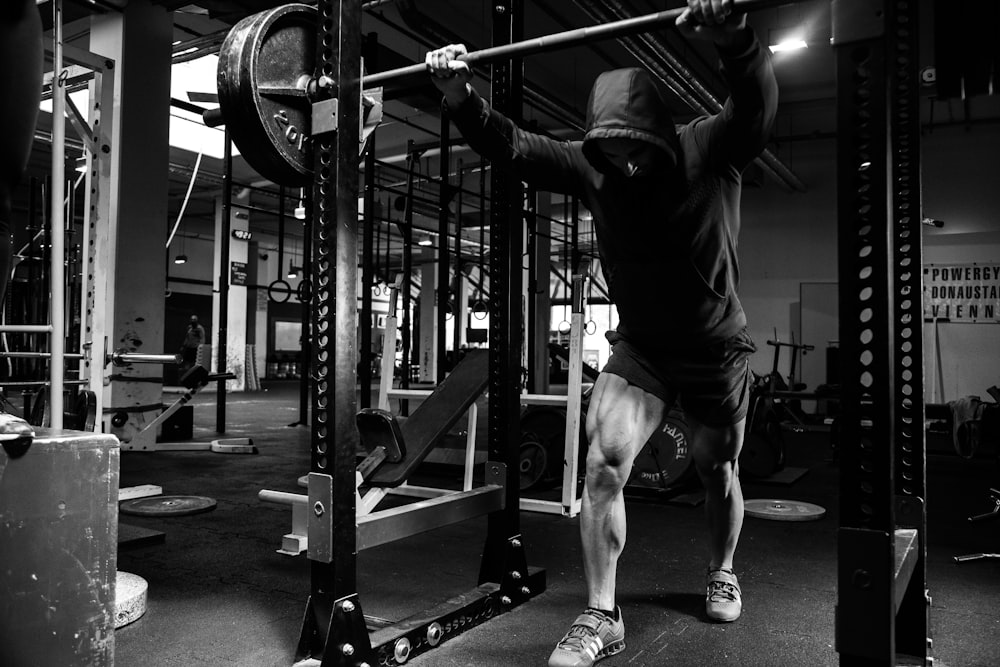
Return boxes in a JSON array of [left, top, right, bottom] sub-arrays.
[[585, 372, 666, 468]]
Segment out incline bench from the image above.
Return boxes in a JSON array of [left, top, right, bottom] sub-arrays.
[[259, 349, 491, 555]]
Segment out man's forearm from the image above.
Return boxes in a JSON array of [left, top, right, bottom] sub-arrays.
[[443, 82, 473, 111], [715, 24, 755, 56]]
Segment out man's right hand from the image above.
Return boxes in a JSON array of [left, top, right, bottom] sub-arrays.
[[425, 44, 473, 108]]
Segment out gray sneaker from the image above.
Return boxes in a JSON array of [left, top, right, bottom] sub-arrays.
[[548, 607, 625, 667], [706, 568, 742, 622]]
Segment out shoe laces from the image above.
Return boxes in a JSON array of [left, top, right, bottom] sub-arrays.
[[556, 613, 608, 651], [708, 580, 740, 603]]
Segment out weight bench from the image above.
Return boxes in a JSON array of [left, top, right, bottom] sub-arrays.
[[260, 348, 491, 555], [356, 348, 489, 487]]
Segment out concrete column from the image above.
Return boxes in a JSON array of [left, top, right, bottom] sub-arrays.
[[417, 247, 437, 382], [212, 197, 249, 391], [89, 0, 171, 440]]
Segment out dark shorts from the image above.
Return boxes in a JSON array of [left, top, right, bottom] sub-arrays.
[[602, 328, 757, 427]]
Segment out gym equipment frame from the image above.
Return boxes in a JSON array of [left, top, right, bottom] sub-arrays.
[[0, 4, 117, 430], [207, 0, 934, 664], [832, 0, 930, 665]]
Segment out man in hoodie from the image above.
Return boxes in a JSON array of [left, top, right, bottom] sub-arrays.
[[426, 0, 776, 664]]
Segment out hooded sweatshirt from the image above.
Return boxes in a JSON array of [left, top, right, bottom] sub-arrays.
[[449, 29, 777, 357]]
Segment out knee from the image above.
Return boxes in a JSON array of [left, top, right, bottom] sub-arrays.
[[584, 427, 633, 493], [694, 455, 737, 489], [691, 422, 743, 489]]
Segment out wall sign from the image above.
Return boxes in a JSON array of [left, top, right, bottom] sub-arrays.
[[230, 261, 248, 286], [923, 263, 1000, 323]]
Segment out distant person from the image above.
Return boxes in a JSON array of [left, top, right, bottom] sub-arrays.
[[0, 0, 43, 443], [180, 315, 206, 372]]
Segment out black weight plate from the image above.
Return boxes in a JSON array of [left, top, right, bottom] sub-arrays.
[[519, 406, 585, 479], [518, 439, 549, 491], [120, 495, 217, 517], [628, 408, 694, 490], [218, 4, 316, 186], [28, 387, 47, 428]]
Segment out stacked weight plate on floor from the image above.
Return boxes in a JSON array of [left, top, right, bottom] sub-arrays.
[[214, 3, 382, 186], [119, 495, 217, 517]]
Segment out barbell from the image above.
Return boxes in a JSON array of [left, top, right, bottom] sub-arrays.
[[207, 0, 790, 187]]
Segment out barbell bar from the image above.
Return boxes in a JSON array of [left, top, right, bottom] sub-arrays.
[[109, 350, 183, 367], [206, 0, 794, 187], [364, 0, 793, 87]]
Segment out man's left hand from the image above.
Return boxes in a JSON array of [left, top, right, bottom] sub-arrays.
[[676, 0, 747, 47]]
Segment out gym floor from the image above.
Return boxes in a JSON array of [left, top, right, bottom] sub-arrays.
[[113, 383, 1000, 667]]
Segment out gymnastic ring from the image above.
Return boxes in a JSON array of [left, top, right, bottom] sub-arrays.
[[372, 283, 382, 296], [557, 320, 571, 334], [267, 279, 292, 303], [471, 299, 489, 320], [584, 320, 598, 335], [296, 279, 311, 303]]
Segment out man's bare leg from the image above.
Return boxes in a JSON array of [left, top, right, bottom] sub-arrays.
[[580, 373, 665, 610], [689, 414, 747, 622], [689, 416, 746, 570]]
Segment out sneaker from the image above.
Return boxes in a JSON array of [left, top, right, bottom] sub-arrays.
[[0, 412, 34, 442], [548, 607, 625, 667], [706, 568, 742, 622]]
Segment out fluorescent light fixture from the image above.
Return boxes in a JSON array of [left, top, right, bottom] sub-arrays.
[[417, 236, 433, 247], [769, 38, 808, 53]]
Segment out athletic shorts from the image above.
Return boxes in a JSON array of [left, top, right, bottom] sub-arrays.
[[601, 328, 757, 427]]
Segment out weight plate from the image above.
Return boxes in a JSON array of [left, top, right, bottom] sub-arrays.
[[218, 4, 317, 186], [120, 495, 217, 517], [75, 390, 98, 432], [115, 571, 148, 629], [519, 406, 584, 480], [744, 499, 826, 522], [519, 439, 549, 491], [627, 408, 694, 491]]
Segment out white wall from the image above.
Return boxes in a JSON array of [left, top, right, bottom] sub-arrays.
[[737, 121, 1000, 402]]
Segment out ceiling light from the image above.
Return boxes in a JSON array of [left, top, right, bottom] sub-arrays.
[[417, 236, 433, 247], [288, 265, 300, 279], [769, 38, 808, 54], [174, 254, 188, 265]]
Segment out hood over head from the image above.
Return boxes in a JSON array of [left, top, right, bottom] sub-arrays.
[[582, 68, 680, 174]]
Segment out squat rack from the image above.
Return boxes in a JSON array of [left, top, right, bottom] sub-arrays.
[[291, 0, 931, 665]]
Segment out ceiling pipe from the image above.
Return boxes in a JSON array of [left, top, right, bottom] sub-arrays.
[[573, 0, 806, 193]]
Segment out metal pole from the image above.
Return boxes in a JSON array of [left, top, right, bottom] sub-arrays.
[[436, 111, 450, 384], [298, 191, 312, 426], [360, 139, 377, 408], [110, 352, 182, 366], [364, 0, 790, 87], [216, 129, 232, 433], [50, 0, 66, 430]]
